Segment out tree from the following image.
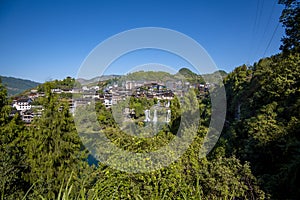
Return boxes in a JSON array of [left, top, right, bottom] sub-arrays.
[[23, 88, 90, 199], [0, 79, 28, 199], [279, 0, 300, 53], [223, 53, 300, 198]]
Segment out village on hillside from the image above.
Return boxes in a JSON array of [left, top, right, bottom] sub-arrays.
[[10, 78, 211, 124]]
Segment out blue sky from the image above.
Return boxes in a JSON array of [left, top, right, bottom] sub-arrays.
[[0, 0, 284, 83]]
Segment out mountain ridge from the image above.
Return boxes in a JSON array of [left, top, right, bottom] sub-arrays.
[[0, 75, 40, 96]]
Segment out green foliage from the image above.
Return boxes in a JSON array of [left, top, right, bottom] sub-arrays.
[[0, 78, 7, 110], [224, 64, 252, 120], [123, 71, 174, 82], [72, 84, 264, 199], [223, 53, 300, 198], [202, 70, 227, 84], [22, 90, 93, 199], [279, 0, 300, 53], [37, 76, 81, 93], [120, 68, 214, 85], [177, 68, 205, 84], [177, 67, 198, 79], [51, 141, 264, 200], [0, 79, 27, 199], [2, 50, 300, 199], [128, 97, 156, 118]]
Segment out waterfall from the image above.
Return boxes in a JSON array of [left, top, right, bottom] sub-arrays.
[[144, 109, 151, 122], [153, 109, 157, 123], [165, 100, 170, 108], [166, 109, 171, 122]]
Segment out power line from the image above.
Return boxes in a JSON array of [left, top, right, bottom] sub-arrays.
[[249, 0, 262, 63], [252, 0, 260, 35], [262, 0, 276, 38], [257, 0, 264, 32], [263, 21, 280, 57], [255, 0, 277, 56]]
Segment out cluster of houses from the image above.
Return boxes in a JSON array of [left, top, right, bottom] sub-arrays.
[[11, 97, 43, 124], [97, 80, 210, 107], [10, 80, 211, 124], [75, 81, 177, 109]]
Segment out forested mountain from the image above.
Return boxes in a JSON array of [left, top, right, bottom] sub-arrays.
[[223, 53, 300, 198], [0, 76, 40, 96], [123, 70, 174, 81], [0, 1, 299, 199], [202, 70, 227, 84], [77, 75, 121, 85], [78, 69, 227, 86]]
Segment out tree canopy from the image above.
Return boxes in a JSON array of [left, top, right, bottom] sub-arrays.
[[279, 0, 300, 53]]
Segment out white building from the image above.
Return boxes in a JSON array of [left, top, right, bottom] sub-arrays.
[[104, 99, 112, 108], [51, 88, 62, 93], [21, 110, 34, 123], [13, 98, 32, 111]]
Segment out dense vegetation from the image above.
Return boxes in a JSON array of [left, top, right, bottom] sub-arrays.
[[223, 52, 300, 199], [0, 1, 299, 199], [1, 77, 266, 199]]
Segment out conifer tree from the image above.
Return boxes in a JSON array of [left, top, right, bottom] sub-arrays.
[[0, 79, 27, 199], [23, 85, 90, 199]]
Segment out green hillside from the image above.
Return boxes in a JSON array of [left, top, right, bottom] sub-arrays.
[[202, 70, 228, 83], [0, 1, 299, 199], [0, 76, 40, 96]]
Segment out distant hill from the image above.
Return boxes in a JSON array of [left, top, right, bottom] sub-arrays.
[[77, 69, 228, 86], [122, 71, 174, 82], [0, 76, 40, 96], [202, 70, 228, 84], [177, 68, 198, 78], [77, 75, 121, 85]]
